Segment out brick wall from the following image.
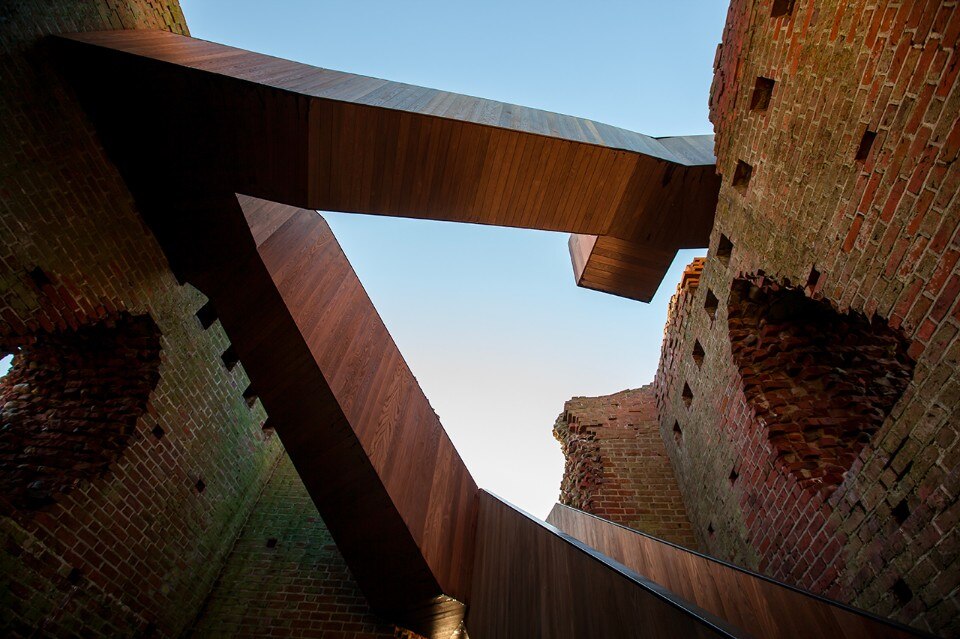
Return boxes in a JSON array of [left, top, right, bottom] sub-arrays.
[[1, 5, 454, 638], [0, 2, 287, 636], [553, 385, 697, 547], [0, 311, 162, 513], [189, 454, 425, 639], [654, 0, 960, 634]]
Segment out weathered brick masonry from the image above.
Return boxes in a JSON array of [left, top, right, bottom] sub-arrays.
[[190, 454, 425, 639], [0, 2, 415, 637], [553, 386, 697, 547], [653, 0, 960, 635], [0, 312, 162, 513]]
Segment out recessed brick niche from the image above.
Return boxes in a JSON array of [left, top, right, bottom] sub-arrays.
[[0, 312, 161, 512], [727, 276, 914, 493]]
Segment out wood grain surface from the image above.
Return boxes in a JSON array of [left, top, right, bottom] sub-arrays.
[[467, 492, 747, 639], [55, 29, 719, 301], [94, 189, 474, 637], [569, 234, 679, 302], [547, 504, 928, 639]]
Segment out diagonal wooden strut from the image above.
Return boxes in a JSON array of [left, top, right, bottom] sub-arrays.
[[136, 193, 475, 636]]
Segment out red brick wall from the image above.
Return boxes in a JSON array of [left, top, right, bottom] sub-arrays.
[[189, 454, 427, 639], [0, 3, 286, 636], [554, 386, 697, 547], [1, 6, 453, 638], [0, 311, 162, 513], [655, 0, 960, 634]]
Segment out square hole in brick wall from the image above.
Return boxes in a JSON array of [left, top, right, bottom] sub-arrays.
[[892, 578, 913, 605], [195, 300, 218, 330], [243, 384, 258, 408], [806, 266, 821, 292], [704, 289, 719, 319], [28, 266, 52, 290], [716, 234, 733, 263], [892, 499, 910, 525], [732, 161, 753, 191], [750, 77, 776, 111], [673, 421, 682, 446], [151, 425, 165, 440], [856, 129, 877, 162], [221, 345, 239, 371], [195, 478, 206, 493], [682, 383, 694, 407], [771, 0, 795, 17], [692, 340, 705, 367], [266, 538, 278, 548], [729, 468, 739, 485]]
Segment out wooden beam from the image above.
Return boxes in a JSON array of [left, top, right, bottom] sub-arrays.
[[54, 30, 718, 300], [569, 234, 679, 302], [123, 191, 474, 637]]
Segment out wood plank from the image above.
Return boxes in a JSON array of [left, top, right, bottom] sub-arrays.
[[466, 492, 747, 638], [547, 504, 928, 639], [54, 29, 719, 299], [104, 189, 473, 637]]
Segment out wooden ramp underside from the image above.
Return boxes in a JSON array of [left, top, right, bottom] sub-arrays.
[[56, 29, 719, 302]]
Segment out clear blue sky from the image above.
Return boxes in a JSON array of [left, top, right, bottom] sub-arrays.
[[179, 0, 727, 517]]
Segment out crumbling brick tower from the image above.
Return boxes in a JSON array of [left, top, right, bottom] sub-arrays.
[[652, 0, 960, 635]]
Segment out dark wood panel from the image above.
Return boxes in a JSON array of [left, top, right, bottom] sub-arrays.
[[243, 197, 478, 627], [547, 504, 928, 639], [569, 234, 678, 302], [110, 190, 472, 637], [467, 492, 747, 639], [54, 29, 718, 300]]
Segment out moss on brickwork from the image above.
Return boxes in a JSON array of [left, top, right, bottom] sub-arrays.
[[0, 1, 285, 636], [188, 454, 413, 639], [655, 0, 960, 635]]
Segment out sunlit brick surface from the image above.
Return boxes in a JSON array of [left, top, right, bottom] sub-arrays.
[[655, 1, 960, 634]]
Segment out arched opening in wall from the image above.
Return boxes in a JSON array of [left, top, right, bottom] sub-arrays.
[[727, 276, 914, 494], [0, 312, 161, 513]]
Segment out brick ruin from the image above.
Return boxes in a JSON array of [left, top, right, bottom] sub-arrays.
[[0, 2, 420, 637], [553, 386, 696, 547], [0, 311, 162, 513], [553, 0, 960, 636], [1, 0, 959, 637], [728, 275, 915, 494]]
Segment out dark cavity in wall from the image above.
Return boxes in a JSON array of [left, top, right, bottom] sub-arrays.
[[727, 276, 914, 494], [0, 312, 162, 513], [704, 290, 719, 319], [732, 161, 753, 191], [716, 234, 733, 263], [856, 129, 877, 162], [771, 0, 795, 18], [750, 77, 776, 111], [692, 340, 705, 368]]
